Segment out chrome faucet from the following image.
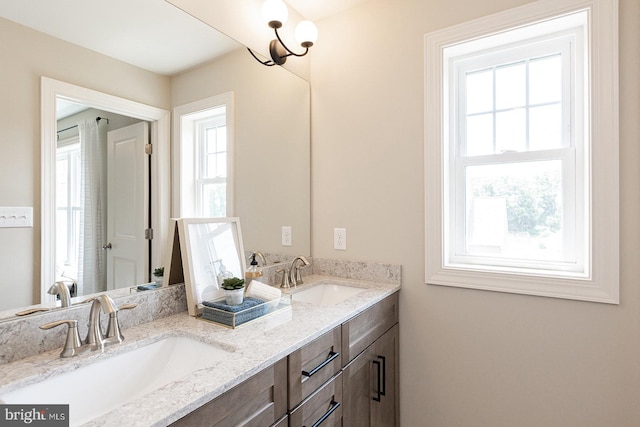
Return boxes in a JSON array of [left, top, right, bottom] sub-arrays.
[[289, 255, 310, 287], [85, 295, 137, 350], [47, 281, 71, 307]]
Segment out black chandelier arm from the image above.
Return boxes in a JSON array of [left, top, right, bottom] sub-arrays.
[[247, 47, 277, 66], [274, 27, 309, 58]]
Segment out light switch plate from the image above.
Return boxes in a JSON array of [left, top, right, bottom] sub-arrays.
[[334, 228, 347, 250], [0, 207, 33, 228], [282, 226, 292, 246]]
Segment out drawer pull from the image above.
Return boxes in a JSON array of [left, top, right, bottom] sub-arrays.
[[378, 355, 387, 396], [372, 359, 382, 402], [302, 351, 339, 377], [304, 399, 341, 427]]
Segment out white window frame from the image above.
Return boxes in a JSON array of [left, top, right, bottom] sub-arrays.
[[451, 29, 583, 273], [425, 0, 619, 303], [55, 137, 81, 269], [173, 92, 235, 218], [194, 114, 228, 217]]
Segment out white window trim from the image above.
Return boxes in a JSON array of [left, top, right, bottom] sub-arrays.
[[173, 93, 235, 218], [425, 0, 619, 303], [56, 137, 81, 268], [194, 114, 227, 217]]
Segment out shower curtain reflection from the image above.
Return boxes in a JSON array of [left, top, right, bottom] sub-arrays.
[[77, 119, 106, 295]]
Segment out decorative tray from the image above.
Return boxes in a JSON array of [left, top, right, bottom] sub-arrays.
[[196, 294, 292, 328]]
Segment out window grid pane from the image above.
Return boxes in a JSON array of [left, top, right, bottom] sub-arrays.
[[465, 160, 563, 262], [201, 126, 227, 179], [201, 182, 227, 218], [195, 112, 228, 218], [464, 53, 564, 156], [56, 146, 81, 268]]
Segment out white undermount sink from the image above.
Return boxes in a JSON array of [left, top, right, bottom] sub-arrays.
[[0, 335, 232, 426], [292, 282, 365, 306]]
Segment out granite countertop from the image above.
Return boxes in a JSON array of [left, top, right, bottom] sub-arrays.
[[0, 275, 400, 427]]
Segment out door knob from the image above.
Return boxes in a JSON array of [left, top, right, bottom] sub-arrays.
[[102, 243, 112, 250]]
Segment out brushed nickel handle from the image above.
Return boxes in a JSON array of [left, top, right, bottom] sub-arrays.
[[40, 319, 89, 358], [102, 243, 112, 250], [40, 319, 77, 330]]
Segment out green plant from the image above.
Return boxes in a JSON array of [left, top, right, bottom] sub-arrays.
[[153, 267, 164, 277], [221, 277, 245, 290]]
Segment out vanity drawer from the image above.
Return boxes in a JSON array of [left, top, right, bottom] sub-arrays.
[[341, 292, 398, 365], [289, 372, 343, 427], [170, 358, 287, 427], [288, 326, 342, 409]]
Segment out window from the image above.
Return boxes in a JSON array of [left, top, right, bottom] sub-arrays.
[[174, 93, 234, 218], [425, 0, 619, 303], [195, 113, 228, 217], [453, 28, 583, 274], [55, 138, 81, 271]]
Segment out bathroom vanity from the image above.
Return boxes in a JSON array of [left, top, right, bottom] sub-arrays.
[[0, 266, 400, 427], [171, 291, 399, 427]]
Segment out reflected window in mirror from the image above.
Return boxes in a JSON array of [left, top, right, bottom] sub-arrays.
[[176, 92, 235, 218], [56, 137, 81, 289], [196, 112, 227, 217]]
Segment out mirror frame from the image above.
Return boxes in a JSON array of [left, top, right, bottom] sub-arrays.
[[41, 77, 171, 305]]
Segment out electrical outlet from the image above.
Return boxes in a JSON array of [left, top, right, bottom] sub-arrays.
[[334, 228, 347, 250], [0, 207, 33, 228], [282, 226, 292, 246]]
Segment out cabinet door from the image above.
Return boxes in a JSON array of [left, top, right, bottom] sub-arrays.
[[342, 324, 399, 427], [342, 344, 376, 427], [371, 324, 399, 427], [170, 358, 287, 427]]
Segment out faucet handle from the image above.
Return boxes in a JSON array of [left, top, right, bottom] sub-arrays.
[[40, 319, 88, 358], [276, 268, 292, 288], [105, 303, 137, 344]]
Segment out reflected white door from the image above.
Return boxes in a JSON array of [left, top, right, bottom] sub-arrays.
[[106, 122, 149, 289]]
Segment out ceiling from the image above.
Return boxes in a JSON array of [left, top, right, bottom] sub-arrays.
[[0, 0, 241, 76], [0, 0, 370, 76], [287, 0, 373, 21]]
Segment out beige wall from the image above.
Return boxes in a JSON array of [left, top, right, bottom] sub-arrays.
[[170, 48, 311, 256], [0, 17, 170, 309], [310, 0, 640, 425]]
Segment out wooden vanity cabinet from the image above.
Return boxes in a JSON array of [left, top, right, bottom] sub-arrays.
[[288, 326, 342, 409], [170, 358, 287, 427], [341, 293, 398, 364], [289, 372, 343, 427], [170, 292, 399, 427], [342, 293, 399, 427], [272, 416, 288, 427], [342, 324, 399, 427]]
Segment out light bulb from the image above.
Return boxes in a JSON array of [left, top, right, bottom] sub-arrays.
[[295, 20, 318, 48], [262, 0, 288, 28]]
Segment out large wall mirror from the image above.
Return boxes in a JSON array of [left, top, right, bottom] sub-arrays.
[[0, 0, 310, 318]]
